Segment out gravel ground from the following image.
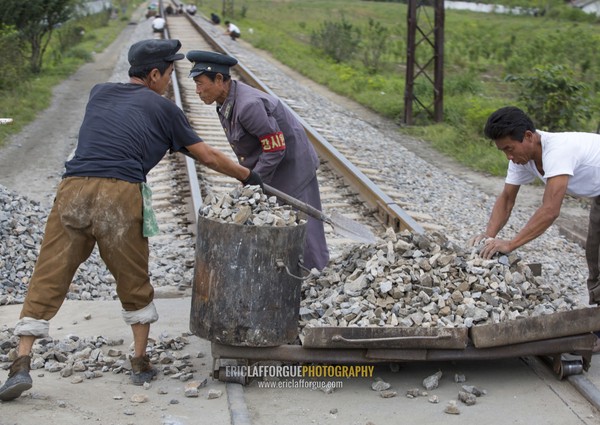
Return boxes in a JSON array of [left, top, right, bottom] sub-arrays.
[[0, 11, 591, 308]]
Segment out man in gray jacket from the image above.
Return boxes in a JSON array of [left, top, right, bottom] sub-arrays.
[[186, 50, 330, 271]]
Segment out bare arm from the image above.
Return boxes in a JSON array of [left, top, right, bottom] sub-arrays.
[[469, 183, 519, 245], [506, 174, 568, 249], [480, 175, 569, 258], [185, 142, 250, 182], [486, 183, 520, 238]]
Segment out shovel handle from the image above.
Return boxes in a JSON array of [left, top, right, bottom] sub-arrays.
[[263, 183, 330, 224]]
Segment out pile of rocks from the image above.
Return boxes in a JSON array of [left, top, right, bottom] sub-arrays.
[[199, 185, 304, 227], [0, 184, 195, 306], [299, 228, 585, 331], [0, 324, 197, 382], [0, 185, 114, 306], [0, 185, 48, 305]]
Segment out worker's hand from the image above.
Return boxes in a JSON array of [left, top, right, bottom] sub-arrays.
[[479, 238, 511, 259], [467, 233, 489, 247], [241, 170, 264, 190]]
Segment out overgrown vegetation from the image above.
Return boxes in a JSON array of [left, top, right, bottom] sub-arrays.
[[194, 0, 600, 175], [0, 0, 77, 74], [0, 1, 135, 146], [310, 13, 361, 63], [506, 64, 592, 131]]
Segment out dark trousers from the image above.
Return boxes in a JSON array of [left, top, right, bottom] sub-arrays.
[[294, 175, 329, 271], [586, 196, 600, 304]]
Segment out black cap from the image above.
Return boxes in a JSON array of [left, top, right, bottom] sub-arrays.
[[186, 50, 238, 78], [128, 39, 185, 67]]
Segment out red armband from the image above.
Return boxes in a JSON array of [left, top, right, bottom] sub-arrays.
[[260, 132, 286, 152]]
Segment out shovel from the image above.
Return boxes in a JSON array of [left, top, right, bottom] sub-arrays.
[[263, 183, 377, 244]]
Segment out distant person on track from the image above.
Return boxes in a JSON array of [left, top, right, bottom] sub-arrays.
[[224, 21, 241, 40], [468, 106, 600, 350], [0, 39, 262, 402], [186, 4, 197, 15], [151, 14, 166, 33], [186, 50, 330, 271], [211, 12, 221, 24]]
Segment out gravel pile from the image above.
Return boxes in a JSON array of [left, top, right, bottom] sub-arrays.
[[0, 323, 199, 384], [0, 183, 195, 306], [0, 185, 114, 305], [299, 228, 584, 332], [199, 185, 304, 226]]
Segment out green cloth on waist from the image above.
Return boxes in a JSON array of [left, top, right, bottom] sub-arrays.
[[141, 183, 160, 237]]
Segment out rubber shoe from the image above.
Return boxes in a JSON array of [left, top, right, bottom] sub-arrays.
[[0, 355, 33, 401], [130, 355, 157, 386]]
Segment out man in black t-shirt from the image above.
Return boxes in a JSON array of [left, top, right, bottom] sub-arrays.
[[0, 39, 262, 401]]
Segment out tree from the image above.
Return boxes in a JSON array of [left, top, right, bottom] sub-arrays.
[[0, 0, 77, 74], [0, 26, 24, 90]]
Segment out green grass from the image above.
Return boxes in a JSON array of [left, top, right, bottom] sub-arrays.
[[196, 0, 600, 176]]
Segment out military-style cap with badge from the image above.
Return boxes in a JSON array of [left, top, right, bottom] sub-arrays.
[[128, 39, 185, 68], [186, 51, 238, 78]]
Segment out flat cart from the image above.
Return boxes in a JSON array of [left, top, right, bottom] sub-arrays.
[[207, 308, 600, 384], [190, 212, 600, 384]]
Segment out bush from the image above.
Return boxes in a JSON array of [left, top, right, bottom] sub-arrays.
[[0, 26, 25, 90], [310, 14, 360, 63], [360, 18, 389, 72], [506, 64, 592, 131]]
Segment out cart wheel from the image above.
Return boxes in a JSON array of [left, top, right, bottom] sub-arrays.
[[557, 359, 583, 380], [212, 358, 250, 385], [540, 354, 584, 380]]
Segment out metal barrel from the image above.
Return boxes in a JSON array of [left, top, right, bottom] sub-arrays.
[[190, 215, 307, 346]]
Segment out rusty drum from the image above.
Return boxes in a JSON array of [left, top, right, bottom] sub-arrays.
[[190, 215, 307, 346]]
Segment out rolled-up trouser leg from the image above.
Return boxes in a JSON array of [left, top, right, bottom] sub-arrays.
[[586, 196, 600, 304], [13, 317, 50, 338], [122, 302, 159, 325]]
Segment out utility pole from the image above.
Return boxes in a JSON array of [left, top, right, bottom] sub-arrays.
[[404, 0, 444, 125], [222, 0, 234, 18]]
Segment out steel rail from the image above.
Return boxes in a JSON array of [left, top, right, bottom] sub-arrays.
[[161, 11, 204, 221]]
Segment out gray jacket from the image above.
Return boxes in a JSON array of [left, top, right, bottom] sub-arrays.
[[217, 81, 319, 197]]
